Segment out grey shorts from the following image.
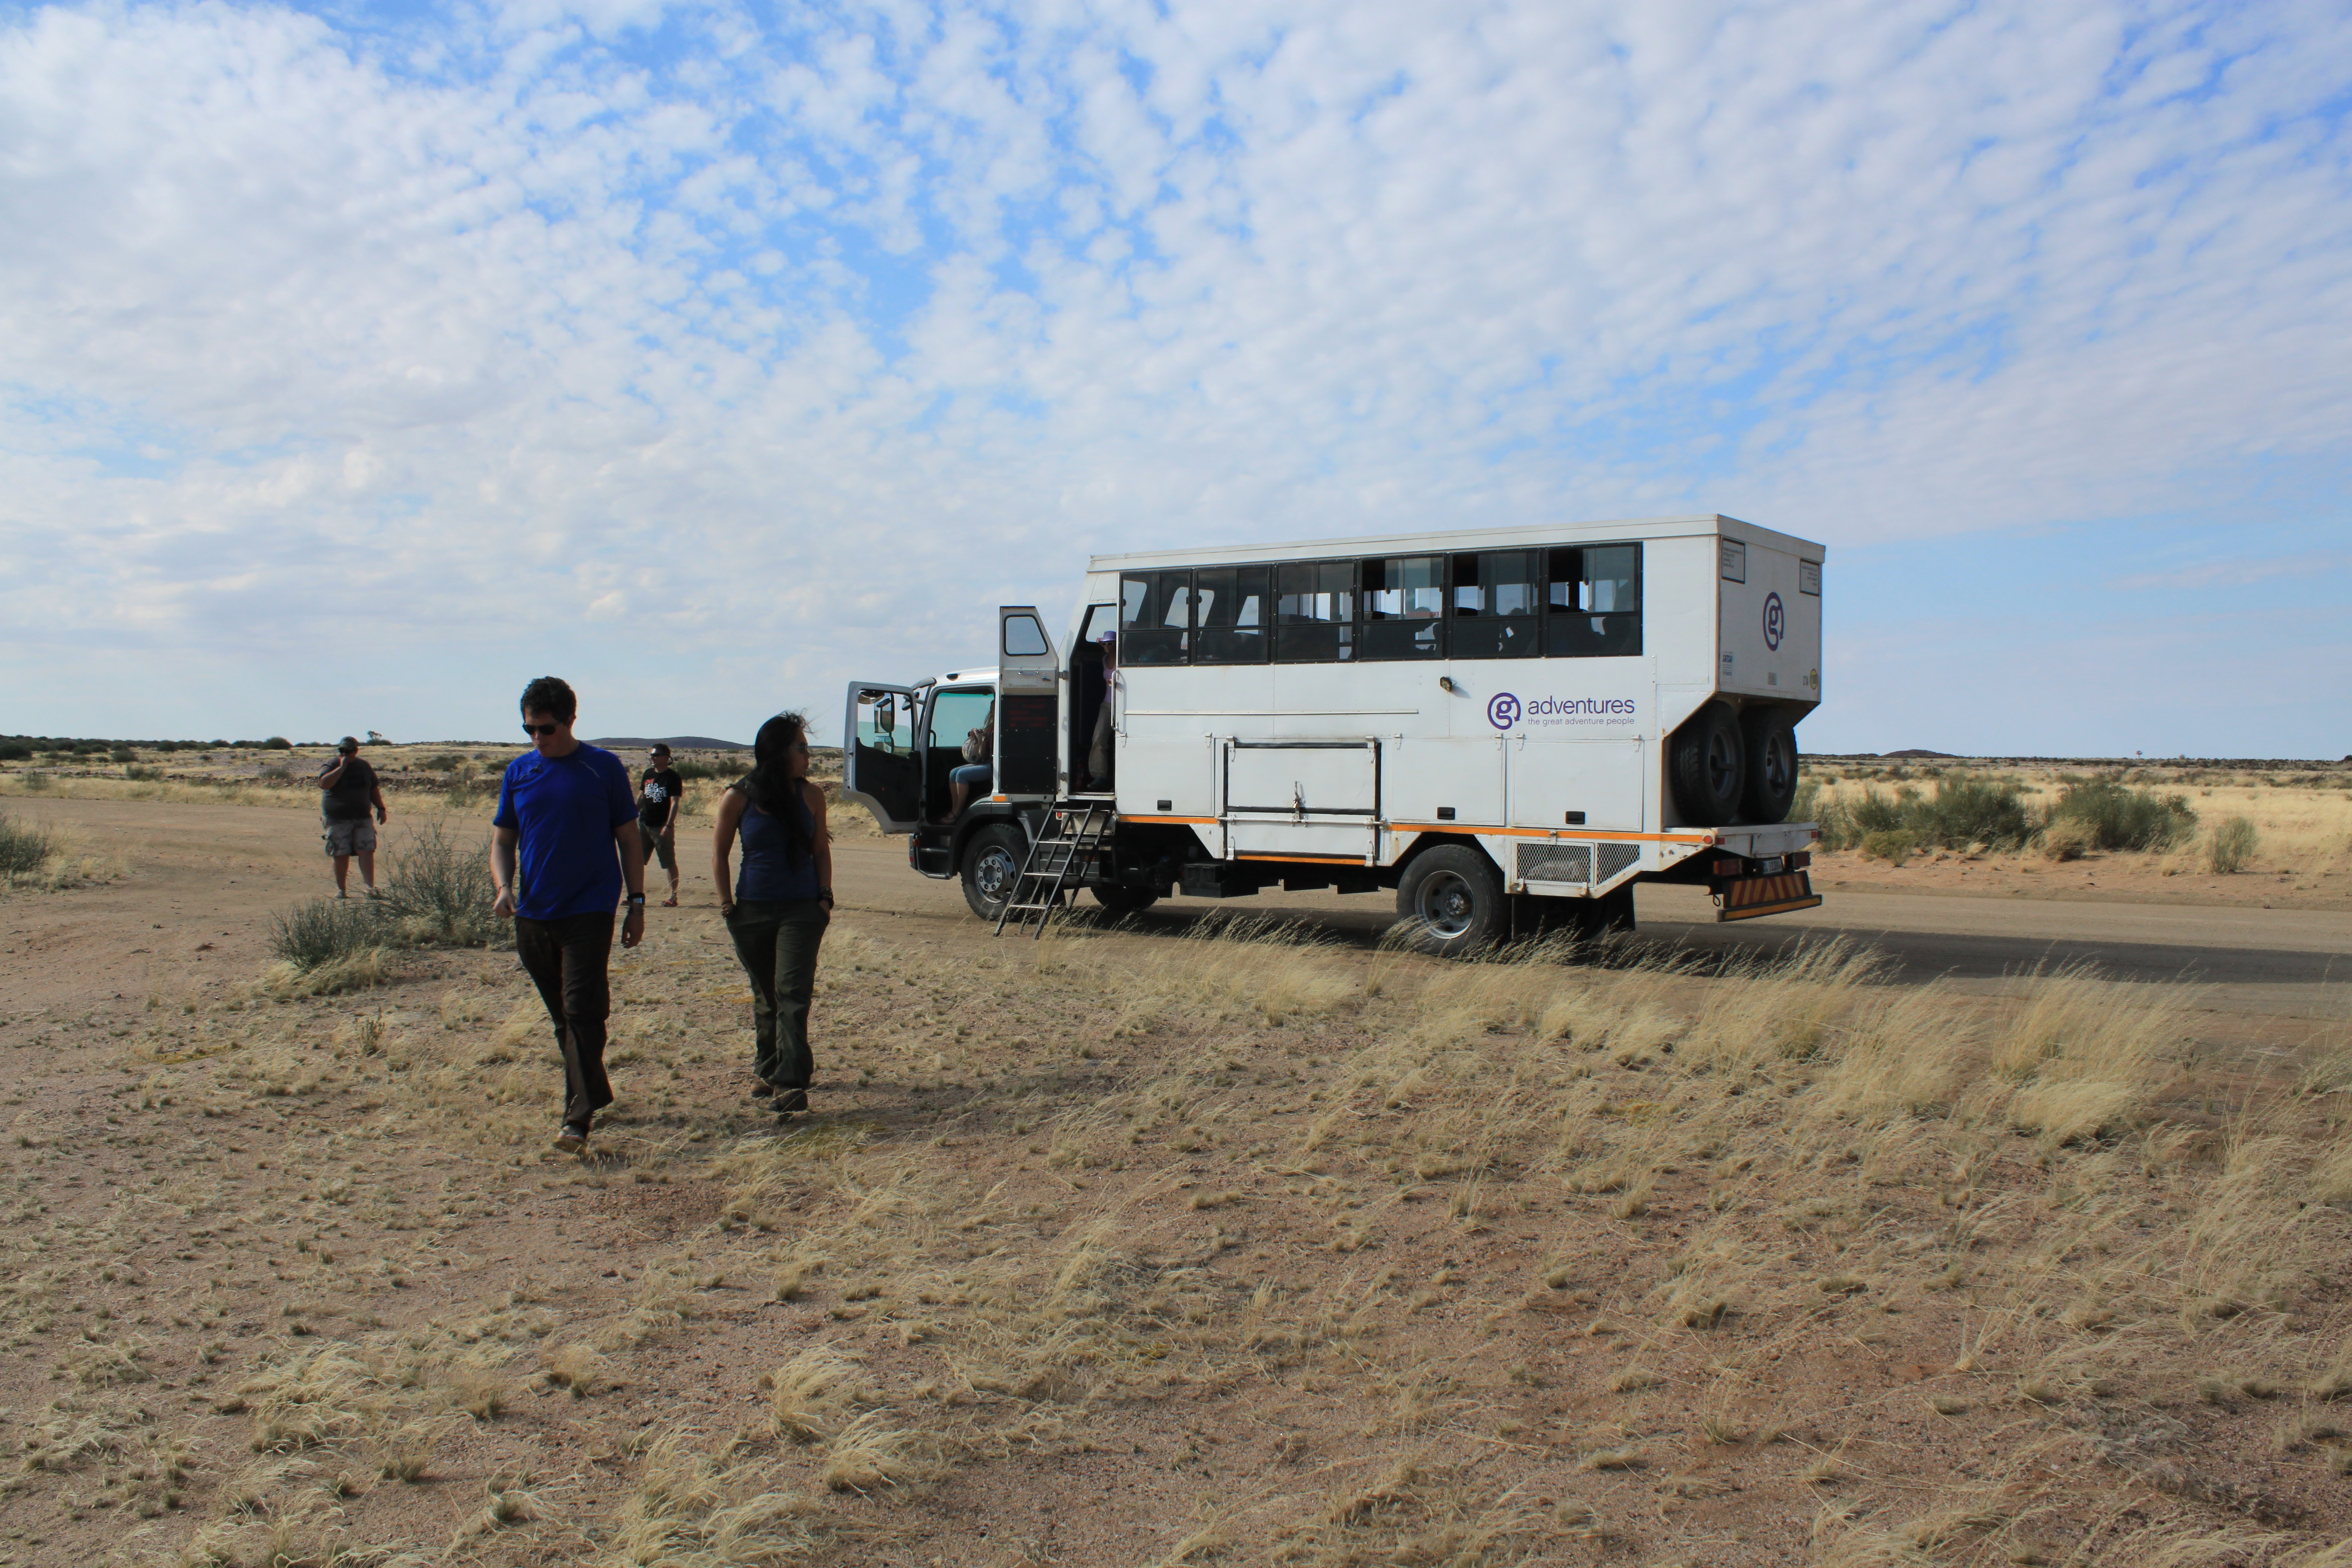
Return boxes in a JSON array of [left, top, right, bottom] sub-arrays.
[[639, 821, 677, 872], [323, 818, 376, 856]]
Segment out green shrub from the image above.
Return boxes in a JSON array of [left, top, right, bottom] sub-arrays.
[[381, 820, 507, 947], [123, 764, 164, 782], [672, 759, 725, 783], [1813, 775, 2036, 853], [2207, 816, 2260, 875], [263, 737, 293, 750], [0, 742, 30, 761], [0, 812, 55, 877], [268, 897, 385, 971], [2047, 781, 2197, 851]]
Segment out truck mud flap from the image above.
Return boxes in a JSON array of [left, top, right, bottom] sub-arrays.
[[1715, 871, 1822, 922]]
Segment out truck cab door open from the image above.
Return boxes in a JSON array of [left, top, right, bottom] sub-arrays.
[[842, 683, 923, 832], [997, 607, 1059, 797]]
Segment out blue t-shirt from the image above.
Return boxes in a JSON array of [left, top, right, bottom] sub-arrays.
[[494, 744, 638, 921]]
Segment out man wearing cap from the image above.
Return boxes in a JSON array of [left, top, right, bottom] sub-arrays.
[[317, 736, 389, 897], [637, 744, 686, 907]]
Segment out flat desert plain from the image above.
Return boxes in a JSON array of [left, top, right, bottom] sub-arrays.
[[3, 756, 2352, 1568]]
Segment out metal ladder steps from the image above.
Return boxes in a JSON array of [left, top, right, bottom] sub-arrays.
[[994, 804, 1112, 938]]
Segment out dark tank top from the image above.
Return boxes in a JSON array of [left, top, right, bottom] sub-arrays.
[[736, 786, 820, 902]]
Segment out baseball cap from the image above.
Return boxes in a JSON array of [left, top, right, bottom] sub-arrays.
[[337, 736, 359, 752], [650, 743, 672, 757]]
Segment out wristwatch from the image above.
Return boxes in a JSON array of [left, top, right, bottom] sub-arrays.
[[626, 893, 646, 906]]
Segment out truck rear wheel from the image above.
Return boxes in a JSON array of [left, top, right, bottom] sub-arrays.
[[1395, 844, 1507, 956], [960, 825, 1026, 922], [1668, 701, 1745, 827], [1091, 885, 1160, 915], [1740, 710, 1800, 824]]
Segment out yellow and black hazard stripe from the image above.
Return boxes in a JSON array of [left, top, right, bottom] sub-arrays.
[[1715, 871, 1823, 923]]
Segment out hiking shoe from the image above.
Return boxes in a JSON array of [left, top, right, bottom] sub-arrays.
[[554, 1123, 588, 1155], [774, 1088, 809, 1115], [751, 1080, 775, 1100]]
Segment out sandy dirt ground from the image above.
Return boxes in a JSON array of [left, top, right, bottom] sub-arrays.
[[5, 794, 2352, 1567]]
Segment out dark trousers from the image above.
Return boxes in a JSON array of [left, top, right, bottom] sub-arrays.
[[724, 899, 828, 1088], [515, 910, 616, 1127]]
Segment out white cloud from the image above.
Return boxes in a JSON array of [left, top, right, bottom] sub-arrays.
[[0, 0, 2347, 746]]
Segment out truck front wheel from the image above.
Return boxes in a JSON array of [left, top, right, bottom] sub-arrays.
[[961, 825, 1026, 922], [1395, 844, 1507, 956]]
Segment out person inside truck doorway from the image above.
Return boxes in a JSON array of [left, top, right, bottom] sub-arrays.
[[1086, 630, 1119, 790], [949, 700, 994, 817]]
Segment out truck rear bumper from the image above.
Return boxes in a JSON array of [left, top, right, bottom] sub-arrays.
[[1715, 870, 1822, 922]]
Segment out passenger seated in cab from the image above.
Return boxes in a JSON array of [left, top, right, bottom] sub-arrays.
[[948, 701, 994, 818]]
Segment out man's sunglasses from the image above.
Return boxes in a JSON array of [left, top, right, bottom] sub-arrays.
[[521, 722, 562, 737]]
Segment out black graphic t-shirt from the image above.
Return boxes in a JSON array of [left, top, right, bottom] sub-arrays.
[[638, 767, 684, 831]]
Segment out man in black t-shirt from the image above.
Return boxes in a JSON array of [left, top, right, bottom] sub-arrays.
[[317, 736, 389, 897], [637, 744, 686, 907]]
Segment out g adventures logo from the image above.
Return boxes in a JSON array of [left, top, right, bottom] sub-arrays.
[[1487, 692, 1637, 731], [1762, 592, 1785, 651]]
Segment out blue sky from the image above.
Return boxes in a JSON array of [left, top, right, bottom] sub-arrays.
[[1, 0, 2348, 756]]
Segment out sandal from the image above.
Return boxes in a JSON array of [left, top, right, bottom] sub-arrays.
[[554, 1123, 588, 1154], [661, 897, 678, 907]]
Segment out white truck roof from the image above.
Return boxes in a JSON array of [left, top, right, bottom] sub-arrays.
[[1088, 513, 1823, 573]]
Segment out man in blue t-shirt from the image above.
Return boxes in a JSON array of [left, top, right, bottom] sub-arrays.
[[490, 676, 647, 1155]]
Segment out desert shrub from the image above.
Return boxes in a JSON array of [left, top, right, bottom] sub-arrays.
[[673, 759, 725, 783], [263, 736, 293, 750], [2042, 818, 2096, 862], [123, 763, 164, 782], [108, 744, 135, 763], [268, 897, 385, 971], [1814, 775, 2035, 853], [0, 812, 56, 877], [418, 754, 462, 773], [0, 742, 29, 761], [2048, 781, 2197, 851], [2207, 816, 2260, 875], [381, 820, 507, 947], [1860, 829, 1920, 865]]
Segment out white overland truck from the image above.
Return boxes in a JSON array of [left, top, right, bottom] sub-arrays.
[[843, 515, 1824, 953]]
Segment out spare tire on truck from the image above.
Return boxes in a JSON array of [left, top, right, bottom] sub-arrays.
[[1667, 701, 1745, 827], [1739, 709, 1800, 825]]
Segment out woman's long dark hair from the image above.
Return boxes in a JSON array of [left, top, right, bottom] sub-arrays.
[[742, 712, 813, 866]]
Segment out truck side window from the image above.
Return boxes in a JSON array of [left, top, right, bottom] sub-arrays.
[[1193, 566, 1269, 664], [1450, 549, 1538, 659], [1545, 543, 1642, 657], [1120, 571, 1192, 665], [1361, 555, 1445, 660], [1275, 561, 1355, 663], [926, 688, 995, 752]]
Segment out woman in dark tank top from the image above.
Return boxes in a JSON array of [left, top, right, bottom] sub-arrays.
[[711, 712, 834, 1113]]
